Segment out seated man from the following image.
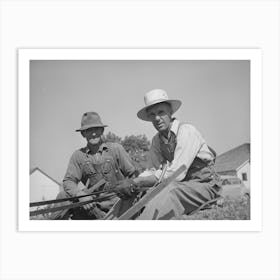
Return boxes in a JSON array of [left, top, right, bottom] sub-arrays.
[[51, 111, 137, 219], [110, 89, 222, 220]]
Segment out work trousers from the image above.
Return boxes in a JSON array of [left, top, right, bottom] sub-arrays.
[[137, 180, 220, 219], [106, 180, 220, 220], [106, 162, 221, 220]]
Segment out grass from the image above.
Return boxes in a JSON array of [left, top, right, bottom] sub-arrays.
[[182, 196, 250, 220]]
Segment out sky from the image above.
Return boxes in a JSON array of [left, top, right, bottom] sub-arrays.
[[30, 60, 250, 183]]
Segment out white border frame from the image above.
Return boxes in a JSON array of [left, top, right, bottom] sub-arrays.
[[18, 48, 262, 232]]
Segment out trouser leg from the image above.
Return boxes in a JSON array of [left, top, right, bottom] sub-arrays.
[[49, 191, 72, 220], [104, 195, 138, 220], [137, 181, 219, 220]]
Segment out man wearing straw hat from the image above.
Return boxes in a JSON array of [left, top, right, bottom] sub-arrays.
[[51, 111, 137, 219], [112, 89, 222, 219]]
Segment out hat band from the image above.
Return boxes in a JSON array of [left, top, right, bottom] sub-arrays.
[[145, 98, 170, 107]]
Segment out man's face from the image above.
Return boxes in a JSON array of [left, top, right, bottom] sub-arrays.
[[147, 103, 172, 133], [82, 127, 104, 145]]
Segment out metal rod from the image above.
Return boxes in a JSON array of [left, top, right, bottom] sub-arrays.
[[30, 180, 108, 207], [30, 193, 117, 217]]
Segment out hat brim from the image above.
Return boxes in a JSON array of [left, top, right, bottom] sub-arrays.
[[75, 124, 107, 132], [137, 100, 182, 121]]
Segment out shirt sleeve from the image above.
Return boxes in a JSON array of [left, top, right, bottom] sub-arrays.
[[112, 143, 136, 177], [63, 151, 83, 197], [154, 124, 203, 181]]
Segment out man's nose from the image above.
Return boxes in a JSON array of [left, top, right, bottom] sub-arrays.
[[155, 115, 161, 121]]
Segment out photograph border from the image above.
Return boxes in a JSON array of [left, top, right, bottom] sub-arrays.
[[19, 48, 262, 232]]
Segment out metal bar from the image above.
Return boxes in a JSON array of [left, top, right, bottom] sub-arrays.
[[30, 193, 117, 217], [30, 179, 107, 207]]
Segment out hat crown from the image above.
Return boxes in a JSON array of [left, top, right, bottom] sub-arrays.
[[144, 89, 169, 106], [81, 112, 102, 126], [76, 111, 107, 131], [137, 88, 182, 122]]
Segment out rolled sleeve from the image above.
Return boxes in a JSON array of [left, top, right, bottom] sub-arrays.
[[154, 169, 163, 180]]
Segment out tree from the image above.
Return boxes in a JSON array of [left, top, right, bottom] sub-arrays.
[[121, 134, 150, 153], [121, 135, 151, 172], [103, 132, 151, 172]]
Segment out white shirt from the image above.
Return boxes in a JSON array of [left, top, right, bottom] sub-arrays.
[[149, 119, 214, 181]]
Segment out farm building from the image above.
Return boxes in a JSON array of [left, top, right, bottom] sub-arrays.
[[30, 167, 62, 203], [214, 143, 250, 189]]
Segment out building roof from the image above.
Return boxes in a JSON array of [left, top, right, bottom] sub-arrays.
[[214, 143, 250, 173], [30, 167, 61, 186]]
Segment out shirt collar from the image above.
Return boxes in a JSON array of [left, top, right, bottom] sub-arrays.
[[158, 119, 180, 142], [85, 142, 108, 155], [170, 119, 180, 136]]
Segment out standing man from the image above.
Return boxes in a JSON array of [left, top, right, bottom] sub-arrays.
[[51, 111, 137, 219], [112, 89, 221, 219]]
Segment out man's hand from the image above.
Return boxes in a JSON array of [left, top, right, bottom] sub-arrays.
[[103, 181, 114, 192], [114, 179, 139, 199], [78, 194, 96, 210]]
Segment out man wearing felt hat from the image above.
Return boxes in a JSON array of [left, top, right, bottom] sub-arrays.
[[111, 89, 222, 219], [51, 111, 137, 219]]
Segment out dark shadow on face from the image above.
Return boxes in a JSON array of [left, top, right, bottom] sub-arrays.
[[81, 127, 104, 146]]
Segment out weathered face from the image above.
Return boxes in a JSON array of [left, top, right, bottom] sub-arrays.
[[82, 127, 104, 146], [146, 103, 172, 134]]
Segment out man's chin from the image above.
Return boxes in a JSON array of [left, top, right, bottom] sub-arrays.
[[157, 127, 168, 133], [153, 123, 167, 132], [89, 138, 101, 145]]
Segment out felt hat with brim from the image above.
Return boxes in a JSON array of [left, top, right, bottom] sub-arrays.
[[75, 112, 107, 132], [137, 89, 182, 121]]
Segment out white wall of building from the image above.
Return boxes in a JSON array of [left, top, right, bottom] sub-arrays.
[[30, 170, 60, 202], [237, 162, 250, 189]]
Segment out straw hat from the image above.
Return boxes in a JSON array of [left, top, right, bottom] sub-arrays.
[[75, 112, 107, 132], [137, 89, 182, 121]]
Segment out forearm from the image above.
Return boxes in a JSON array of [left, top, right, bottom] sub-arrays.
[[63, 180, 81, 197], [113, 174, 158, 199], [133, 174, 158, 189]]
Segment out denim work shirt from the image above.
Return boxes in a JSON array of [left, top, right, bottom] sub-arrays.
[[63, 142, 136, 196]]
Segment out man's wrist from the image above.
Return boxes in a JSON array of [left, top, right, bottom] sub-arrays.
[[133, 175, 157, 189], [128, 178, 140, 193]]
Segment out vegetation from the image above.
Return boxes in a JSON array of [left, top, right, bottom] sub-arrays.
[[104, 132, 151, 171], [182, 196, 250, 220]]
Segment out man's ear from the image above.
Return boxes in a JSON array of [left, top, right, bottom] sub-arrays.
[[167, 110, 172, 119], [166, 103, 173, 118]]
